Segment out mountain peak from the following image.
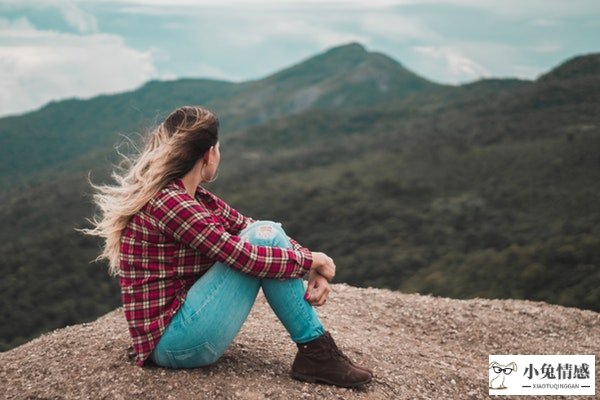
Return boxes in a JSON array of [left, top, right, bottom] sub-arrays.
[[273, 41, 371, 75], [538, 52, 600, 82], [1, 283, 598, 399], [249, 41, 439, 116], [322, 41, 367, 55]]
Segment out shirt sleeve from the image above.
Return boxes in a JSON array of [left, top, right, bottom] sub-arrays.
[[149, 188, 313, 279], [211, 191, 307, 253], [209, 192, 254, 234], [288, 237, 306, 252]]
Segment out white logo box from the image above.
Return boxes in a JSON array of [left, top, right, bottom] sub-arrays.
[[489, 354, 595, 396]]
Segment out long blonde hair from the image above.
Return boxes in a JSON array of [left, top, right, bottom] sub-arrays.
[[76, 105, 220, 276]]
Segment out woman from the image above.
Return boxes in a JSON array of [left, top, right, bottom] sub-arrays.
[[80, 105, 372, 388]]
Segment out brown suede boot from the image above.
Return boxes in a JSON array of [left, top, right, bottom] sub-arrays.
[[291, 331, 373, 388]]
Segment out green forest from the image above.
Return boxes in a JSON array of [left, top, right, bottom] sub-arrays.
[[0, 43, 599, 352]]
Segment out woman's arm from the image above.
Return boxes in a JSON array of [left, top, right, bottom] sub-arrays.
[[209, 192, 255, 234], [288, 237, 306, 252], [211, 192, 308, 252], [198, 189, 335, 280], [149, 188, 313, 279]]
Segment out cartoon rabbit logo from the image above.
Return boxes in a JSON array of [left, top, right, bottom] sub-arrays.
[[489, 361, 517, 389]]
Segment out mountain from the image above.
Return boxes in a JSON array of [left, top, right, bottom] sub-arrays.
[[0, 43, 440, 186], [538, 52, 600, 82], [1, 284, 599, 399], [0, 79, 242, 185], [0, 43, 599, 353], [226, 42, 442, 122]]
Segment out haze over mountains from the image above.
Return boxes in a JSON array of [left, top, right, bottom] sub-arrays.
[[1, 42, 598, 352]]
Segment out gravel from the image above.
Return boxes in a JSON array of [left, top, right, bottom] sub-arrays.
[[1, 283, 598, 399]]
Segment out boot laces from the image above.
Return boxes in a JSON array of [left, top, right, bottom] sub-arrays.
[[327, 335, 354, 364]]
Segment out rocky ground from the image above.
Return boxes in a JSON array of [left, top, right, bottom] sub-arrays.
[[1, 283, 598, 399]]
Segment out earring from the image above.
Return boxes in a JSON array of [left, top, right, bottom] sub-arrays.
[[200, 163, 218, 183]]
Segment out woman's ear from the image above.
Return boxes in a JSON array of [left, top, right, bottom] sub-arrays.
[[202, 146, 214, 164]]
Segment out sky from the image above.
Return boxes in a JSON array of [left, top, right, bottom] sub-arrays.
[[0, 0, 599, 118]]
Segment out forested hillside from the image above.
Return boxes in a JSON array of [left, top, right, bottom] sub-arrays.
[[0, 43, 598, 352]]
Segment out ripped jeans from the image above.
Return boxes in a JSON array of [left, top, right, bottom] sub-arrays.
[[150, 220, 325, 368]]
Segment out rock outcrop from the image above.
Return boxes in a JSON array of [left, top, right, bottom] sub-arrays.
[[1, 284, 598, 399]]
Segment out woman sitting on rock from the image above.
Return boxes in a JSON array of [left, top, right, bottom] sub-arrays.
[[81, 105, 372, 388]]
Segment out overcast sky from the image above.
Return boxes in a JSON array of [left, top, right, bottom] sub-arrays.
[[1, 0, 599, 117]]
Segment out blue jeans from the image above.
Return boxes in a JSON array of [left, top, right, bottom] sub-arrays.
[[150, 220, 325, 368]]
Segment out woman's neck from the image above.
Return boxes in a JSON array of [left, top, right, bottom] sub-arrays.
[[180, 170, 202, 197]]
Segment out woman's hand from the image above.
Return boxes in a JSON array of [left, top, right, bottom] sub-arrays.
[[305, 269, 331, 307], [310, 252, 336, 282]]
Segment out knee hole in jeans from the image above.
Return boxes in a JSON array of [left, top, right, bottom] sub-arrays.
[[240, 221, 290, 247]]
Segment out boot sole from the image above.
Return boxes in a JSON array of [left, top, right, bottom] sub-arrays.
[[291, 371, 372, 388]]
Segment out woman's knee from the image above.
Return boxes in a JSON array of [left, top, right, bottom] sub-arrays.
[[240, 220, 284, 235], [239, 220, 291, 248]]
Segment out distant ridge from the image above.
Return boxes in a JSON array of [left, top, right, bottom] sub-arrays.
[[538, 52, 600, 82]]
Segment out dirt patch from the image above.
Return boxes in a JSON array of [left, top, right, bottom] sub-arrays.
[[1, 283, 598, 399]]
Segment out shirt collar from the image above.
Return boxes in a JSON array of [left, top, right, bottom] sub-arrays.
[[173, 178, 210, 199]]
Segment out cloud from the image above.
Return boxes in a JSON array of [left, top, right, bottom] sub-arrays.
[[55, 0, 98, 32], [91, 0, 600, 17], [119, 2, 369, 49], [410, 39, 567, 82], [96, 0, 405, 6], [0, 17, 158, 117], [279, 23, 368, 49], [414, 45, 490, 81], [194, 62, 242, 82], [2, 0, 98, 33], [530, 18, 562, 27], [222, 18, 368, 48], [530, 42, 562, 53], [356, 0, 600, 18], [360, 13, 438, 42], [0, 16, 36, 30], [510, 64, 542, 79]]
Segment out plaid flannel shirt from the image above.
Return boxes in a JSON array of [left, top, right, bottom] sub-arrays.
[[119, 178, 313, 367]]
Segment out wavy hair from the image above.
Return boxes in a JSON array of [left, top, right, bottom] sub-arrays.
[[76, 105, 219, 276]]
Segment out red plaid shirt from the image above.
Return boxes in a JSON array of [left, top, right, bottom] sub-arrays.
[[119, 178, 313, 367]]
